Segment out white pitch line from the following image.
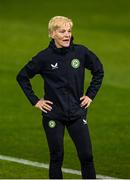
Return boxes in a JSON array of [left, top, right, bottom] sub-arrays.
[[0, 154, 117, 179]]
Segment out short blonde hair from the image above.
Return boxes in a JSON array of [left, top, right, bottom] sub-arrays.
[[48, 16, 73, 37]]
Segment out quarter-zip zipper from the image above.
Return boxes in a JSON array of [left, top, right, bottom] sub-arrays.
[[63, 53, 70, 119]]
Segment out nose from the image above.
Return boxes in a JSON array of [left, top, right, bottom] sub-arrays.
[[65, 31, 70, 37]]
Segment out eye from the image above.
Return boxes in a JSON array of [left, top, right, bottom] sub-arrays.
[[59, 30, 65, 33]]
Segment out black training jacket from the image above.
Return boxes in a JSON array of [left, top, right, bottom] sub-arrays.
[[16, 39, 104, 121]]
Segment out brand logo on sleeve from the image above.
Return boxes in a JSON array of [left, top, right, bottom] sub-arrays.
[[51, 63, 58, 70], [71, 59, 80, 69]]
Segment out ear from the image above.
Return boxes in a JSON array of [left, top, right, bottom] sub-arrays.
[[50, 31, 56, 39]]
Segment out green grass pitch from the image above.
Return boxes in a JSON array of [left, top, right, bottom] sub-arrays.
[[0, 0, 130, 178]]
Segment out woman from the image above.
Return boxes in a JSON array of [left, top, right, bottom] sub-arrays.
[[17, 16, 104, 179]]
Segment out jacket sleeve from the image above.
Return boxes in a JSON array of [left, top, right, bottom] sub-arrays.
[[84, 48, 104, 100], [16, 53, 42, 105]]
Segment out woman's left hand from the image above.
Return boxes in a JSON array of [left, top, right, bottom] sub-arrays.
[[80, 96, 92, 109]]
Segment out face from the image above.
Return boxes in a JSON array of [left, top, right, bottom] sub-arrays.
[[51, 23, 72, 48]]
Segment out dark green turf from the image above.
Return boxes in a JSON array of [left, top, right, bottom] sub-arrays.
[[0, 0, 130, 178]]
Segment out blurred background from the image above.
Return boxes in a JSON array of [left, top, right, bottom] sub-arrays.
[[0, 0, 130, 178]]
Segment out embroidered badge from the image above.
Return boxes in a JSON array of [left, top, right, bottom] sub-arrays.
[[71, 59, 80, 68], [48, 120, 56, 128]]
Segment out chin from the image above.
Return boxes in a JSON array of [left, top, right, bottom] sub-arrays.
[[62, 43, 70, 47]]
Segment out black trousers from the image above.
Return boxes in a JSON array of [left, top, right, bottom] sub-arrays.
[[42, 116, 96, 179]]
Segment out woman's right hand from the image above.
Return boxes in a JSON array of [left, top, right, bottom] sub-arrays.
[[35, 99, 53, 113]]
